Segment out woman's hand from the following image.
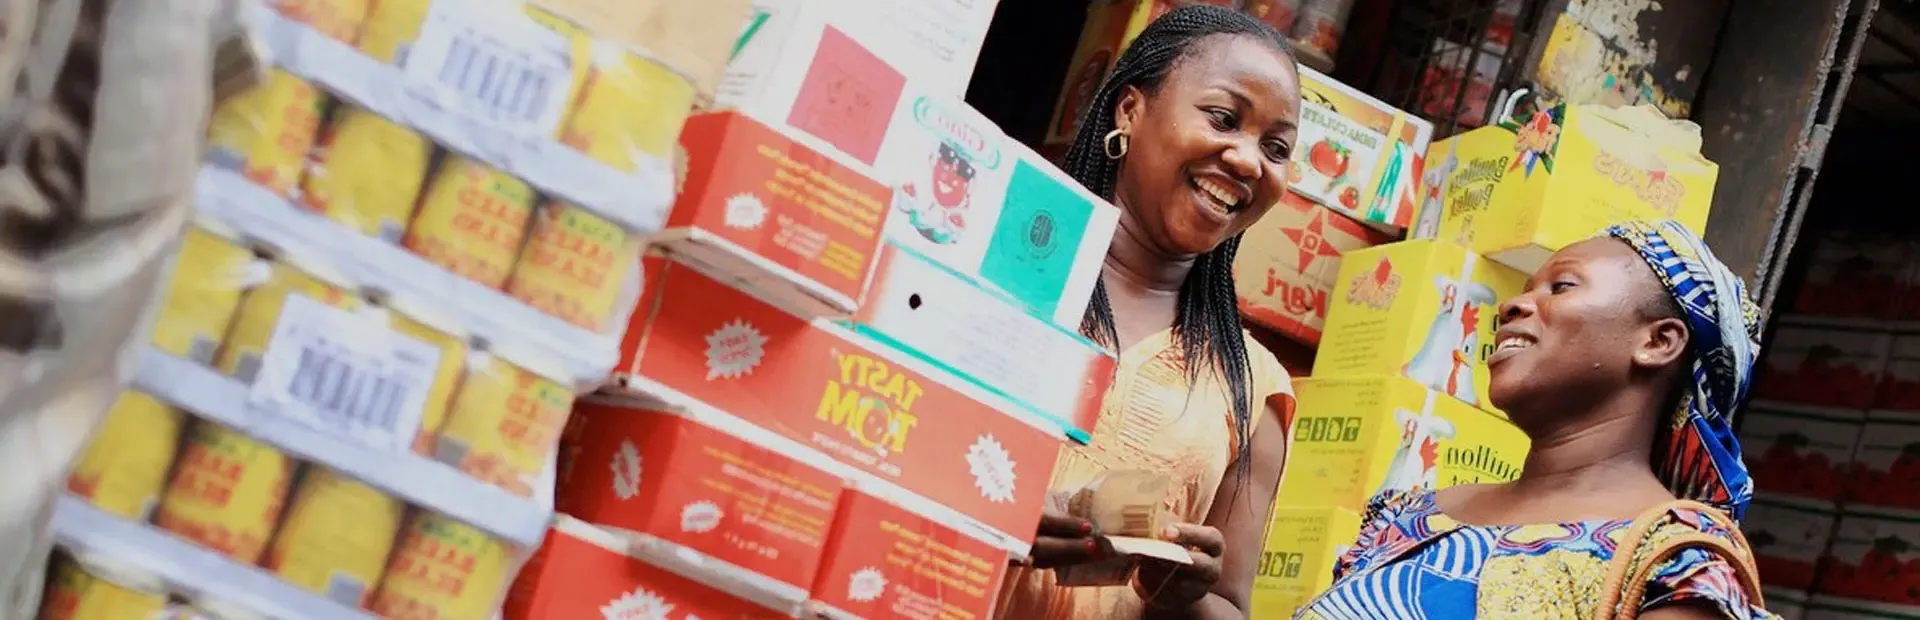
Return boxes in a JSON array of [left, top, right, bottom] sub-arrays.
[[1024, 491, 1105, 568], [1133, 522, 1227, 610]]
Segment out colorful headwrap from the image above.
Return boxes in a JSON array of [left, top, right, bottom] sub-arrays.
[[1603, 220, 1762, 519]]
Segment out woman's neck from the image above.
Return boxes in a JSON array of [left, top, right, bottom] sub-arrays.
[[1104, 205, 1193, 293], [1507, 411, 1669, 504]]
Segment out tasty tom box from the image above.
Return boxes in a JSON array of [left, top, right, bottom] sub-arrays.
[[1743, 497, 1840, 592], [719, 12, 1119, 325], [614, 257, 1065, 551], [1793, 232, 1910, 320], [1741, 407, 1863, 508], [1419, 104, 1718, 273], [1278, 375, 1529, 512], [1874, 336, 1920, 415], [556, 403, 842, 607], [656, 111, 891, 316], [503, 515, 792, 619], [808, 488, 1008, 620], [1752, 326, 1892, 412], [1249, 506, 1360, 620], [1313, 239, 1527, 416], [849, 242, 1114, 444], [1234, 192, 1393, 346]]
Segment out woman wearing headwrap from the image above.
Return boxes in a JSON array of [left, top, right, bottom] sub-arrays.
[[1295, 220, 1779, 619]]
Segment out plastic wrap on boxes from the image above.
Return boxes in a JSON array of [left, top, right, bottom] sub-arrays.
[[51, 227, 574, 618]]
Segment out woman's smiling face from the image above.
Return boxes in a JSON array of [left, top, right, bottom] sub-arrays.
[[1112, 33, 1301, 256]]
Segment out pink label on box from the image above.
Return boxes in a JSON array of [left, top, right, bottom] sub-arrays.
[[790, 26, 906, 166]]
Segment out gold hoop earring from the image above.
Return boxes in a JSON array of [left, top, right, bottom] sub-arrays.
[[1104, 128, 1129, 160]]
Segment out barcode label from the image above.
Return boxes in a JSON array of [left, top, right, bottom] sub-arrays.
[[401, 2, 573, 137], [248, 295, 441, 452], [1120, 504, 1154, 536], [324, 573, 368, 606]]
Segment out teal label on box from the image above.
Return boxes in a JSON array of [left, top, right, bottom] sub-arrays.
[[982, 160, 1092, 318]]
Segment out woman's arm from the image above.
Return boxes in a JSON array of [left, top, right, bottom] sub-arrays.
[[1146, 398, 1289, 619]]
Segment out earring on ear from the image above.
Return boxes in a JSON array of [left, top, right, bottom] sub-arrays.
[[1104, 128, 1129, 160], [1636, 353, 1651, 364]]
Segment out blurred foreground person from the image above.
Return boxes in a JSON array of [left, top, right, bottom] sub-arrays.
[[0, 0, 253, 614]]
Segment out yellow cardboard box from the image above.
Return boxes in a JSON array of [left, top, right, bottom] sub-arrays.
[[1279, 375, 1530, 512], [1414, 103, 1718, 273], [1313, 239, 1527, 415], [1251, 506, 1361, 619]]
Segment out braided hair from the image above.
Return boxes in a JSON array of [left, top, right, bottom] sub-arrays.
[[1066, 5, 1293, 487]]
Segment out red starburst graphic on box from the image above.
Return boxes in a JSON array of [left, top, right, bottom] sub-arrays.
[[1282, 210, 1345, 273]]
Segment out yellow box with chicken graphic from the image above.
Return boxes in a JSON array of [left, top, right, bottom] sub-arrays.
[[1314, 239, 1526, 416], [1414, 103, 1717, 273], [1278, 376, 1531, 513], [1251, 506, 1362, 620]]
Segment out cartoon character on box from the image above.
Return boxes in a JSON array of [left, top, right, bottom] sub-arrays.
[[1403, 253, 1498, 406], [1376, 393, 1457, 494], [1413, 148, 1458, 240], [896, 141, 977, 245]]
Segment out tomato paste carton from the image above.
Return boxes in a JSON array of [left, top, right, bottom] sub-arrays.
[[1742, 407, 1864, 508], [807, 487, 1008, 620], [1845, 419, 1920, 513], [1814, 510, 1920, 611], [1278, 376, 1530, 512], [656, 111, 891, 316], [1235, 192, 1393, 346], [613, 257, 1066, 553], [1752, 326, 1891, 412], [1419, 103, 1718, 273], [1249, 506, 1361, 619], [503, 515, 794, 618], [1792, 232, 1907, 320], [1288, 66, 1434, 232], [1874, 336, 1920, 415], [848, 243, 1114, 444], [555, 403, 843, 608], [716, 12, 1120, 324], [727, 0, 999, 104], [1313, 239, 1527, 416], [1744, 497, 1841, 592]]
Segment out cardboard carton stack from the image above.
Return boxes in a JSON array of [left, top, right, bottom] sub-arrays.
[[503, 2, 1137, 618], [1734, 229, 1920, 620]]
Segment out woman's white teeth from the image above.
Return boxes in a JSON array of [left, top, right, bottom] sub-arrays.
[[1197, 178, 1241, 209], [1496, 337, 1532, 353]]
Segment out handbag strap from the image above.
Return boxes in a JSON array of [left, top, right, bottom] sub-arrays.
[[1594, 500, 1766, 620]]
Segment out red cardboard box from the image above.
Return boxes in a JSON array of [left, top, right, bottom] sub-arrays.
[[808, 489, 1008, 620], [1752, 326, 1891, 411], [655, 111, 892, 315], [1742, 407, 1863, 508], [1233, 191, 1393, 345], [555, 403, 842, 605], [1814, 511, 1920, 609], [614, 257, 1065, 553], [504, 515, 791, 619], [1743, 497, 1840, 591], [1845, 419, 1920, 512]]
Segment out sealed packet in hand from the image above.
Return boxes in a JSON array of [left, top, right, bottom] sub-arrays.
[[1055, 470, 1192, 587]]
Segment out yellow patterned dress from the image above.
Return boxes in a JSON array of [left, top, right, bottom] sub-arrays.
[[995, 328, 1295, 619], [1294, 490, 1782, 619]]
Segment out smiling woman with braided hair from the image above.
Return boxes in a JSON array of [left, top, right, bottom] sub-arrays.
[[995, 6, 1301, 619]]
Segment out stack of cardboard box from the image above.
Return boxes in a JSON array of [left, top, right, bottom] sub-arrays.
[[503, 2, 1140, 618]]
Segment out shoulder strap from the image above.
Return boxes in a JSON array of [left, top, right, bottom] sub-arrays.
[[1593, 500, 1766, 620]]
